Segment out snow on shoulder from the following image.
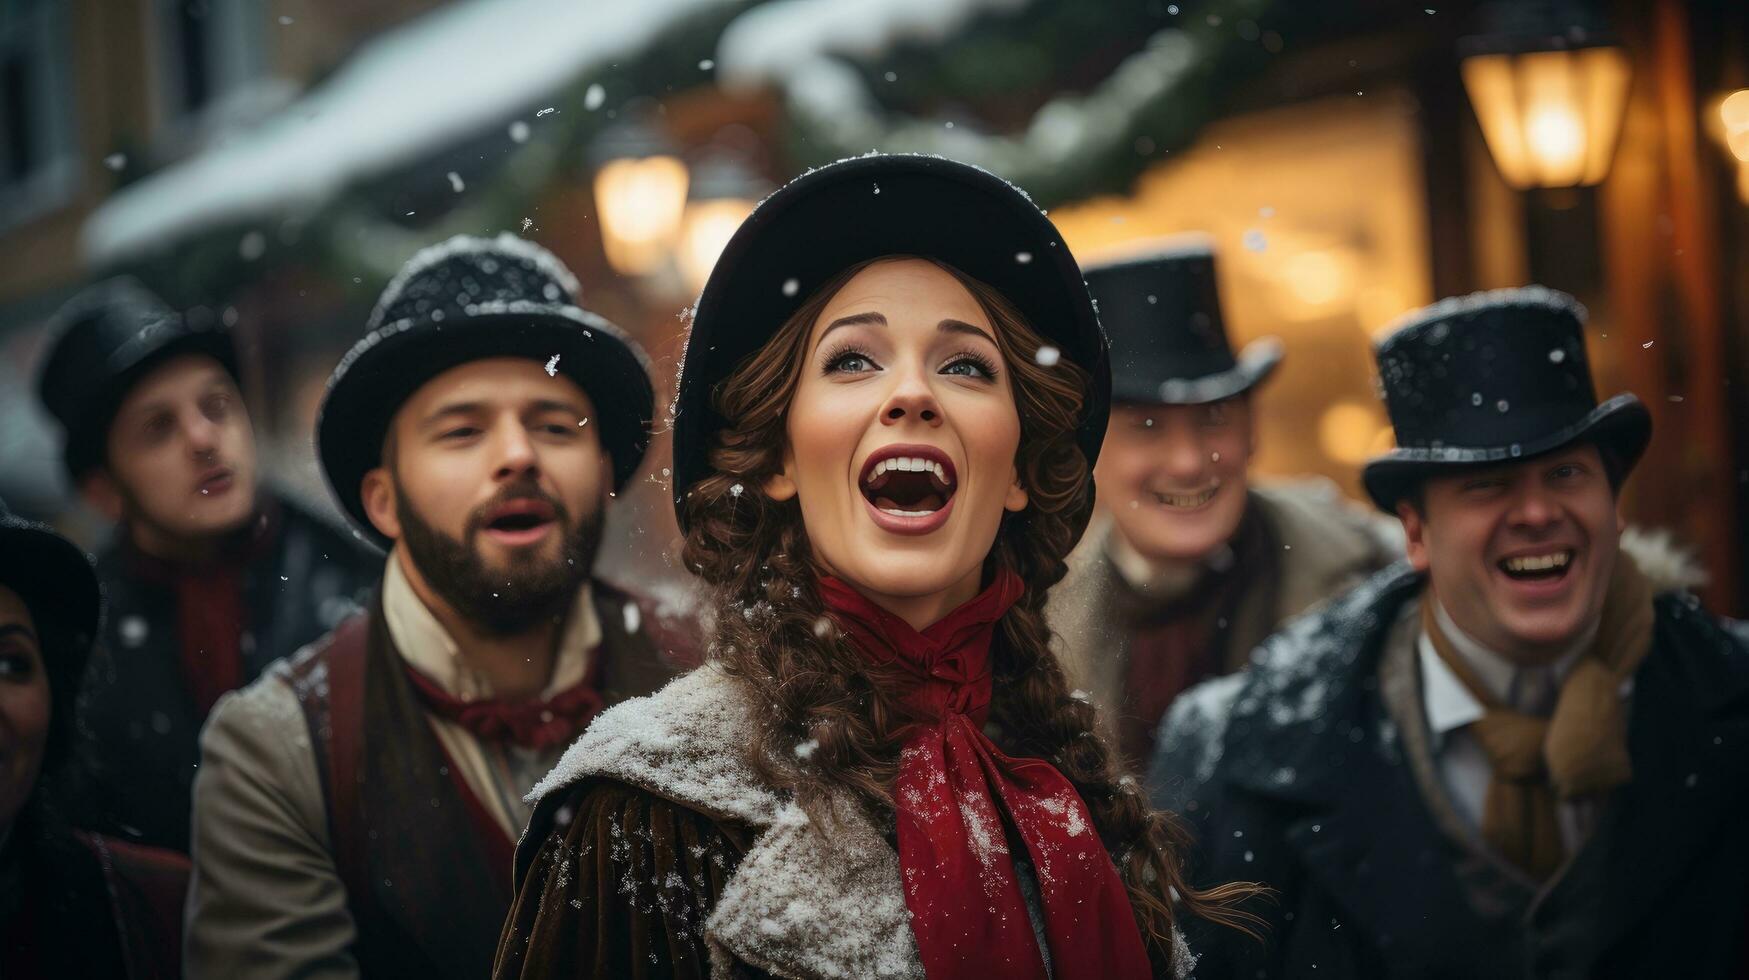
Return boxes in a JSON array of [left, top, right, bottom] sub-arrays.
[[527, 665, 784, 827]]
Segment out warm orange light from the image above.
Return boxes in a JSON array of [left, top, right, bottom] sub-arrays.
[[1721, 89, 1749, 163], [1318, 401, 1388, 465], [1461, 46, 1630, 189], [678, 198, 755, 295], [594, 155, 689, 276]]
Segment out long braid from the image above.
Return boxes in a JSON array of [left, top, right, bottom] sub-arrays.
[[681, 257, 1263, 974]]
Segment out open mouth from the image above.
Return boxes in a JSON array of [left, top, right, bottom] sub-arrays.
[[1151, 486, 1218, 510], [196, 467, 234, 497], [857, 445, 959, 535], [1497, 549, 1574, 582], [861, 448, 957, 518], [481, 497, 558, 544]]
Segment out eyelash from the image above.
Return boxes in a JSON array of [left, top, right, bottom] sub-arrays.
[[819, 345, 999, 380]]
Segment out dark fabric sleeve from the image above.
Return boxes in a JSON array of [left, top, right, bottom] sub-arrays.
[[493, 778, 769, 980]]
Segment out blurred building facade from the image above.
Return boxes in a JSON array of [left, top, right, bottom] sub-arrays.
[[1, 0, 1744, 614]]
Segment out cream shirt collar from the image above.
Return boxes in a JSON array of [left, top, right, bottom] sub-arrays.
[[381, 548, 596, 701], [1417, 595, 1598, 742]]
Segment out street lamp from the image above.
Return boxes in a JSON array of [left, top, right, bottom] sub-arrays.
[[1717, 89, 1749, 203], [592, 116, 689, 277], [678, 153, 769, 295], [1459, 2, 1631, 190]]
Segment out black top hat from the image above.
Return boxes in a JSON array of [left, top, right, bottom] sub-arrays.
[[1362, 286, 1651, 511], [1084, 237, 1281, 405], [671, 153, 1111, 542], [0, 500, 102, 762], [318, 234, 655, 548], [35, 277, 239, 479]]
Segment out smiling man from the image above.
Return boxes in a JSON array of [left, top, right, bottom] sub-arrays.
[[33, 279, 378, 853], [1050, 241, 1400, 769], [1151, 287, 1749, 978], [184, 236, 685, 980]]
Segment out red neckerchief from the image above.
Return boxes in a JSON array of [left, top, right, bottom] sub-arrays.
[[817, 572, 1153, 980], [124, 505, 278, 719], [401, 654, 606, 752]]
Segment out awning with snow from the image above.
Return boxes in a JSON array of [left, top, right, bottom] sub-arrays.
[[81, 0, 727, 267]]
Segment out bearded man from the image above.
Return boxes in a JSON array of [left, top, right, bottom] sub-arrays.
[[185, 235, 687, 980]]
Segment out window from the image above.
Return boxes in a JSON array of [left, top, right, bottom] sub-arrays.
[[154, 0, 268, 138], [0, 0, 78, 230]]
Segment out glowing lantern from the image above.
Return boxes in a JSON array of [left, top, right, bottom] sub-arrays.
[[592, 119, 689, 277], [1718, 89, 1749, 203], [678, 154, 768, 295], [1459, 5, 1630, 189]]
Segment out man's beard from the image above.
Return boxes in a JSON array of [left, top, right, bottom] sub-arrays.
[[395, 478, 602, 636]]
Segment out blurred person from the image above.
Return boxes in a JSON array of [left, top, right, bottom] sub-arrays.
[[34, 279, 378, 853], [0, 501, 189, 979], [494, 156, 1261, 980], [185, 235, 686, 980], [1050, 241, 1400, 770], [1152, 288, 1748, 978]]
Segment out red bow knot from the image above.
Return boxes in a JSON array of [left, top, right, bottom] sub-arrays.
[[403, 657, 606, 752], [818, 572, 1153, 980]]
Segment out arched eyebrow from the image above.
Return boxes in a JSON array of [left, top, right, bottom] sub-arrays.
[[938, 318, 998, 346], [818, 312, 997, 347], [0, 623, 38, 644]]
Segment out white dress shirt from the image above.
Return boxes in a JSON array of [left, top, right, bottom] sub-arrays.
[[1416, 598, 1621, 860], [382, 551, 598, 838]]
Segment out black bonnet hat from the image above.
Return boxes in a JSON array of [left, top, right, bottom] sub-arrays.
[[1363, 286, 1651, 511], [36, 277, 238, 479], [1084, 236, 1280, 405], [671, 153, 1111, 544], [318, 233, 655, 548], [0, 499, 101, 764]]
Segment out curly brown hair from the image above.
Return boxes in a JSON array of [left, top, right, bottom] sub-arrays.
[[680, 256, 1260, 969]]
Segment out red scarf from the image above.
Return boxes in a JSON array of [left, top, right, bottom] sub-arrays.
[[818, 572, 1153, 980], [126, 507, 277, 719], [402, 655, 606, 751]]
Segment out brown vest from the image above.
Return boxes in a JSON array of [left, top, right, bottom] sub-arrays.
[[285, 581, 685, 979]]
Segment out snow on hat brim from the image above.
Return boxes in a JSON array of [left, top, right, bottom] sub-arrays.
[[317, 306, 654, 549], [671, 153, 1110, 540], [1361, 392, 1652, 512]]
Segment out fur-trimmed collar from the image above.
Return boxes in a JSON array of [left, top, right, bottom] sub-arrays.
[[530, 667, 925, 979], [532, 666, 1197, 979]]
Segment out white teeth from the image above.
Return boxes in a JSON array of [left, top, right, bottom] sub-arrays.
[[1503, 552, 1572, 573], [880, 508, 934, 517], [1153, 487, 1217, 509], [866, 455, 952, 484]]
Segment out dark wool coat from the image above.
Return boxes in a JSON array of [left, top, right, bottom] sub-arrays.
[[0, 818, 189, 979], [185, 575, 685, 980], [1149, 560, 1749, 980], [73, 492, 378, 852], [494, 667, 1195, 980], [1050, 480, 1402, 769]]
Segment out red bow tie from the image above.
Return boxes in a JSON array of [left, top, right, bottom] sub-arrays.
[[402, 656, 605, 751]]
